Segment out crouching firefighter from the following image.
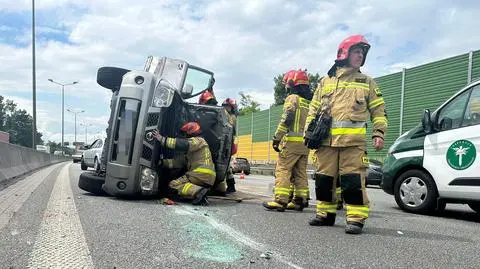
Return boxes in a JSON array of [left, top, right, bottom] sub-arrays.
[[304, 34, 387, 234], [152, 122, 216, 205], [263, 69, 313, 212]]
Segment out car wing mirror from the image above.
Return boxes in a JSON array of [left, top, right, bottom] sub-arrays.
[[422, 109, 433, 134]]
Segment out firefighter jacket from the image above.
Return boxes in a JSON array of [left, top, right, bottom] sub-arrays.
[[160, 136, 216, 186], [305, 67, 388, 147], [274, 94, 310, 155]]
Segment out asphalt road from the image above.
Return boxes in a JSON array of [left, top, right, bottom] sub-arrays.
[[1, 162, 479, 269]]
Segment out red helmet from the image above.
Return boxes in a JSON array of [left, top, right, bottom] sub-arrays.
[[282, 70, 296, 85], [291, 69, 309, 86], [283, 69, 309, 88], [180, 122, 201, 135], [199, 91, 216, 105], [222, 98, 237, 110], [336, 34, 370, 66]]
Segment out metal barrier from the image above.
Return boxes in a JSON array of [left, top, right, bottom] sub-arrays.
[[0, 142, 69, 183]]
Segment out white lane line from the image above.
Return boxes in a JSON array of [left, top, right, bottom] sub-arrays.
[[176, 205, 305, 269], [0, 162, 65, 230], [27, 163, 94, 269], [236, 189, 317, 206]]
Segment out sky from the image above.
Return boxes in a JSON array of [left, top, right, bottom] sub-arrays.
[[1, 0, 480, 145]]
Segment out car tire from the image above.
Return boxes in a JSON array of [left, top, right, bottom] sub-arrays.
[[80, 158, 88, 171], [468, 202, 480, 214], [94, 157, 100, 173], [394, 169, 438, 214], [78, 172, 107, 195], [245, 170, 250, 175]]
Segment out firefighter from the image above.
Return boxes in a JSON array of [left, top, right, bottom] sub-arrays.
[[263, 69, 313, 212], [152, 122, 216, 205], [222, 98, 239, 193], [304, 34, 387, 234]]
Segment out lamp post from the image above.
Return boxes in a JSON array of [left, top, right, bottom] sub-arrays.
[[48, 79, 78, 154], [80, 123, 93, 145], [67, 108, 85, 149], [32, 0, 36, 149]]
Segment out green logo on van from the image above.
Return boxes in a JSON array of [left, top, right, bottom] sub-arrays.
[[446, 140, 476, 170]]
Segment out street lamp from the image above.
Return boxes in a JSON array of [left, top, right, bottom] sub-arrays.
[[48, 79, 78, 154], [80, 123, 93, 145], [67, 108, 85, 149], [32, 0, 36, 149]]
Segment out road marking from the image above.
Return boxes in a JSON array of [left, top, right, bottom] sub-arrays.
[[0, 162, 65, 230], [27, 163, 94, 269], [176, 205, 304, 269], [236, 188, 317, 206]]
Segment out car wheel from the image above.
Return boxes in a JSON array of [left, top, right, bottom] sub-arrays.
[[94, 157, 100, 173], [468, 202, 480, 214], [80, 158, 88, 171], [78, 172, 107, 195], [394, 169, 438, 214], [245, 170, 250, 175]]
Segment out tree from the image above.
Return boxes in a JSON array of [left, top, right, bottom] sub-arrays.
[[0, 95, 43, 147], [238, 92, 261, 116], [273, 72, 322, 106]]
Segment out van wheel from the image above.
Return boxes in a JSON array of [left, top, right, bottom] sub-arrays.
[[468, 202, 480, 214], [394, 169, 438, 214], [78, 172, 107, 195]]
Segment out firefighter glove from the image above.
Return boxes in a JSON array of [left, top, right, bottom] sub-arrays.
[[272, 136, 281, 152]]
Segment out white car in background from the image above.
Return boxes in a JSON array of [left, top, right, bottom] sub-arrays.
[[81, 138, 104, 172]]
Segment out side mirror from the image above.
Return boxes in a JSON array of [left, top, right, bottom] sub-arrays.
[[181, 83, 194, 96], [82, 145, 89, 150], [422, 109, 433, 134], [97, 67, 131, 92]]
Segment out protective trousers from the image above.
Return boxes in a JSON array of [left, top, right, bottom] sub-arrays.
[[274, 149, 309, 205], [313, 146, 370, 224], [169, 175, 212, 199]]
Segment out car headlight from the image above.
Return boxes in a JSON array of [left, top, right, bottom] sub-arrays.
[[140, 167, 157, 191], [152, 79, 175, 108]]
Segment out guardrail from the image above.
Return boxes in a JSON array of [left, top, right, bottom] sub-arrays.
[[0, 142, 69, 183]]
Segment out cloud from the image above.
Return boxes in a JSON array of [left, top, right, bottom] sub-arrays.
[[1, 0, 480, 143]]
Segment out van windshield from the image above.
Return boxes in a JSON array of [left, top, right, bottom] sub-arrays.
[[184, 66, 214, 96]]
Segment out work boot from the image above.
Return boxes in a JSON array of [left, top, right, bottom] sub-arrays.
[[226, 184, 236, 193], [263, 201, 286, 212], [345, 221, 364, 234], [286, 202, 296, 210], [192, 188, 209, 206], [292, 198, 306, 211], [308, 214, 336, 226]]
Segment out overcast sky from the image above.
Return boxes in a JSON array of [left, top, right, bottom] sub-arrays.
[[1, 0, 479, 145]]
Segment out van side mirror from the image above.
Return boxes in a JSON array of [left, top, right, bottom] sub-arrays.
[[97, 67, 131, 92], [422, 109, 433, 134], [181, 83, 194, 97]]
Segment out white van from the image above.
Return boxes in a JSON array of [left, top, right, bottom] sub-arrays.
[[382, 80, 480, 214]]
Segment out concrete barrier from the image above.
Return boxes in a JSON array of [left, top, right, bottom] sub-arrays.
[[0, 141, 68, 183]]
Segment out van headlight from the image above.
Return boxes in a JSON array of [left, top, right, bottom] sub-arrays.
[[152, 79, 175, 108], [140, 167, 157, 191]]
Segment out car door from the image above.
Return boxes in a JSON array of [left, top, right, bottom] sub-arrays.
[[423, 84, 480, 200], [84, 139, 100, 165]]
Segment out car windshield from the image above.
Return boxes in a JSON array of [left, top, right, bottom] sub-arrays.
[[184, 66, 213, 97]]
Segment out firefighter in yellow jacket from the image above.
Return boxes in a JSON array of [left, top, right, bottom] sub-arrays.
[[152, 122, 215, 205], [222, 98, 239, 193], [304, 35, 387, 234], [263, 69, 313, 211]]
